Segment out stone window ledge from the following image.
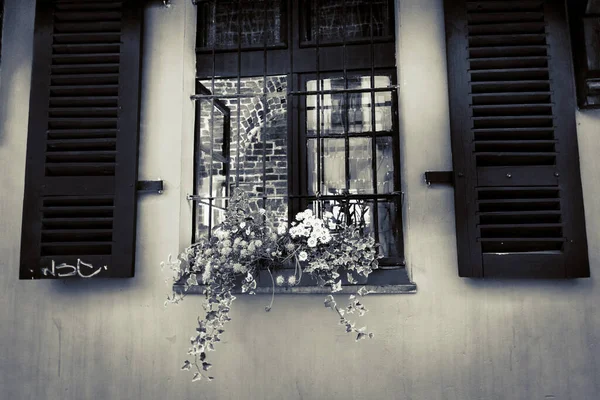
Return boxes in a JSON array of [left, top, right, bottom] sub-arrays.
[[173, 268, 417, 295]]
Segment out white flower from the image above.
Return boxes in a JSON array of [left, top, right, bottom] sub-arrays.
[[201, 263, 212, 284], [307, 237, 317, 248], [259, 208, 266, 215], [245, 228, 251, 236], [275, 275, 285, 286], [240, 222, 246, 229], [233, 263, 247, 274], [286, 243, 295, 251], [320, 234, 331, 244], [324, 211, 333, 219], [288, 276, 297, 285], [304, 209, 313, 217], [295, 212, 305, 221], [328, 222, 337, 230], [298, 251, 308, 262], [277, 225, 287, 235], [254, 240, 263, 247], [220, 247, 232, 256]]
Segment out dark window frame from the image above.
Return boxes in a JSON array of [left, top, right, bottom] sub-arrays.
[[190, 0, 413, 290]]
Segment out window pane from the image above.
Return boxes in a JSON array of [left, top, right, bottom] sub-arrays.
[[306, 75, 394, 136], [198, 0, 284, 49], [194, 76, 288, 237], [307, 138, 346, 195], [306, 79, 346, 136], [377, 201, 399, 258], [303, 0, 392, 43], [376, 136, 394, 194], [374, 91, 393, 132], [349, 137, 373, 194]]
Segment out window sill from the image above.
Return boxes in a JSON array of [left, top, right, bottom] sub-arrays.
[[173, 268, 417, 295]]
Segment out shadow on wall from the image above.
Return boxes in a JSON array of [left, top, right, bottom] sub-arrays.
[[0, 0, 35, 146]]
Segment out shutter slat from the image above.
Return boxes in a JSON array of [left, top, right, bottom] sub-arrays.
[[471, 80, 550, 93], [469, 56, 549, 70], [49, 107, 119, 117], [471, 92, 552, 104], [469, 33, 547, 46], [52, 43, 121, 54], [468, 21, 546, 34], [52, 53, 120, 64], [469, 45, 548, 58]]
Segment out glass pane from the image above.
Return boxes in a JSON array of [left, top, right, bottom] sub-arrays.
[[308, 199, 374, 234], [377, 201, 399, 258], [307, 138, 346, 195], [195, 76, 288, 236], [199, 0, 283, 50], [307, 199, 399, 258], [349, 137, 373, 194], [306, 79, 346, 136], [306, 76, 393, 136], [304, 0, 392, 43], [374, 91, 393, 132], [197, 99, 229, 198], [376, 136, 394, 193]]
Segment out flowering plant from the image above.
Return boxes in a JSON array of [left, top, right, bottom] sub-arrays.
[[162, 189, 380, 382]]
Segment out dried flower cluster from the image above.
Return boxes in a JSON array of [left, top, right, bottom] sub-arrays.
[[162, 189, 380, 382]]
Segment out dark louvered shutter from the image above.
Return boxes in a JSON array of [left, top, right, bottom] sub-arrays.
[[444, 0, 590, 278], [20, 0, 143, 279]]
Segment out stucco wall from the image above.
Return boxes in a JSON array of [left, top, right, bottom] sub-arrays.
[[0, 1, 599, 399]]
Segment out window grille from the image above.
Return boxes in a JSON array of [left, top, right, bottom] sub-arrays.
[[192, 0, 403, 266]]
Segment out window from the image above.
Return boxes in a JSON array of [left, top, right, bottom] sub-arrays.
[[443, 0, 590, 278], [192, 0, 412, 286]]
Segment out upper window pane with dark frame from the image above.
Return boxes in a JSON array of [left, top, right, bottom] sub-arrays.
[[301, 0, 394, 44], [196, 0, 286, 51], [193, 0, 403, 269]]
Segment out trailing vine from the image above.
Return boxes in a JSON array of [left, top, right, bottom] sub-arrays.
[[163, 189, 380, 381]]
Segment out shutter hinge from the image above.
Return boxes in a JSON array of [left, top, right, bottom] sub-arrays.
[[137, 180, 164, 194], [424, 171, 454, 186]]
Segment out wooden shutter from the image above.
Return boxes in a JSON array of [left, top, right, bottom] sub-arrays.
[[20, 0, 143, 279], [444, 0, 590, 278]]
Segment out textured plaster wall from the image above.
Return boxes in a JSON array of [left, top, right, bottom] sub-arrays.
[[0, 1, 599, 399]]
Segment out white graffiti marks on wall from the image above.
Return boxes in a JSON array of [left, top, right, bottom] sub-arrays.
[[42, 259, 108, 278]]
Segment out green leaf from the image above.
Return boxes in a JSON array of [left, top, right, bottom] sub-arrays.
[[202, 362, 212, 371], [181, 360, 191, 371]]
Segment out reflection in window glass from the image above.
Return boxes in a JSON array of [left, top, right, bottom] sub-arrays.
[[303, 0, 392, 43], [198, 0, 284, 50], [307, 76, 393, 136], [194, 76, 288, 239]]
